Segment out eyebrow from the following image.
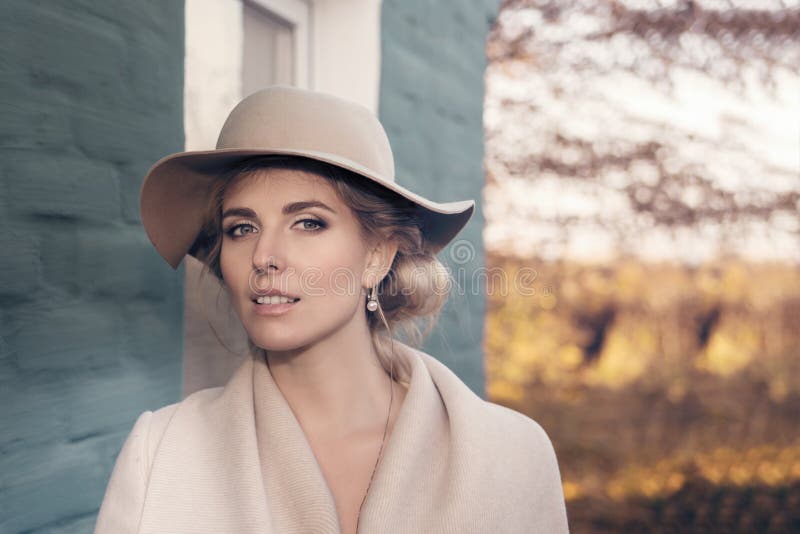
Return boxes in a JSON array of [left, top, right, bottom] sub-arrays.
[[221, 200, 337, 221]]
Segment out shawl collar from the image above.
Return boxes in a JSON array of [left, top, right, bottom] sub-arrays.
[[137, 341, 569, 533]]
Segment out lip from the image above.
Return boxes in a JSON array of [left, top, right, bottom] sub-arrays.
[[252, 299, 300, 316], [249, 288, 301, 301]]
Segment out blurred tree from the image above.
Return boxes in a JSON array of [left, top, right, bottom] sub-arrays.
[[484, 0, 799, 263]]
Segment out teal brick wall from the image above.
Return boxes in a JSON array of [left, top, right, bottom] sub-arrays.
[[0, 1, 184, 531], [379, 0, 500, 398]]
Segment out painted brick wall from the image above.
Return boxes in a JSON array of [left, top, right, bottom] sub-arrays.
[[379, 0, 500, 398], [0, 1, 184, 531]]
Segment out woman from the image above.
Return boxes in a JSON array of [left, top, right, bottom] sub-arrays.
[[94, 86, 569, 534]]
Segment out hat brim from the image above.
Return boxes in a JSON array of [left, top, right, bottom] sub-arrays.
[[140, 148, 475, 270]]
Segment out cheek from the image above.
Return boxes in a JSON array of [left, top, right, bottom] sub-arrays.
[[219, 240, 232, 267], [295, 254, 366, 299], [219, 244, 251, 294], [220, 239, 251, 271], [219, 251, 234, 284]]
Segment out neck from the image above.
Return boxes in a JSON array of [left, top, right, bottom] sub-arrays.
[[263, 311, 405, 441]]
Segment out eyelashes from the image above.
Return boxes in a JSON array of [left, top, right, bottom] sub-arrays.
[[223, 218, 327, 238], [223, 222, 255, 238]]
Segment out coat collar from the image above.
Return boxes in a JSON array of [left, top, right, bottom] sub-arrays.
[[252, 340, 453, 533], [138, 341, 564, 533]]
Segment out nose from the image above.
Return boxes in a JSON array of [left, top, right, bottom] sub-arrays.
[[252, 256, 279, 274], [251, 228, 284, 274]]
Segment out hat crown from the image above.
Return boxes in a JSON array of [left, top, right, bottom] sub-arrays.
[[216, 85, 396, 183]]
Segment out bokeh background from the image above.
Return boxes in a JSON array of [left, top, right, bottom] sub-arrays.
[[484, 1, 800, 532], [1, 0, 798, 532]]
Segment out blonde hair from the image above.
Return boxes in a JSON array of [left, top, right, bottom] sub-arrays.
[[190, 155, 454, 385]]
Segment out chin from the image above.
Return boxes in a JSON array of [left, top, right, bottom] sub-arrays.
[[247, 329, 306, 353]]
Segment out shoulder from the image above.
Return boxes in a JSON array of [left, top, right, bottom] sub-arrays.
[[124, 385, 225, 472], [399, 343, 567, 499], [145, 386, 224, 454], [148, 385, 224, 424], [483, 400, 569, 529], [413, 345, 556, 451], [412, 345, 559, 458], [95, 397, 189, 533], [414, 346, 562, 476], [483, 401, 561, 478], [482, 400, 560, 470], [477, 400, 570, 531]]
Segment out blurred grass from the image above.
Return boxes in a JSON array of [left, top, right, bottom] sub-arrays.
[[483, 252, 800, 533]]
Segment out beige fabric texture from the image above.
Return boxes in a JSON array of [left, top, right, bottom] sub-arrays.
[[94, 341, 569, 533]]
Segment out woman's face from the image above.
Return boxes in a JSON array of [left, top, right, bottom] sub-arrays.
[[219, 167, 392, 352]]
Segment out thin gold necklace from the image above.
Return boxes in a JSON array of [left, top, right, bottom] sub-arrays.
[[355, 358, 394, 532], [264, 352, 394, 533]]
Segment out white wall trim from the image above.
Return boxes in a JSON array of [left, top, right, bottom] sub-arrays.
[[309, 0, 382, 112], [249, 0, 308, 23]]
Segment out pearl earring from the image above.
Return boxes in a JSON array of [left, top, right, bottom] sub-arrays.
[[366, 286, 379, 312]]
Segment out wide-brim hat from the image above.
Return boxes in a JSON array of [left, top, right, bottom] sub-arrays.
[[140, 85, 475, 270]]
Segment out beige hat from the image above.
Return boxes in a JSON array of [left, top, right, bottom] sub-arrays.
[[140, 85, 476, 270]]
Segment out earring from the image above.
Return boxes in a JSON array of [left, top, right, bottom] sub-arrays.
[[366, 286, 379, 312]]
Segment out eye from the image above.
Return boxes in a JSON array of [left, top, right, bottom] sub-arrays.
[[296, 218, 327, 232], [224, 218, 326, 238], [224, 222, 257, 238]]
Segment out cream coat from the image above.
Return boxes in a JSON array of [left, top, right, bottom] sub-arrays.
[[94, 341, 570, 533]]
